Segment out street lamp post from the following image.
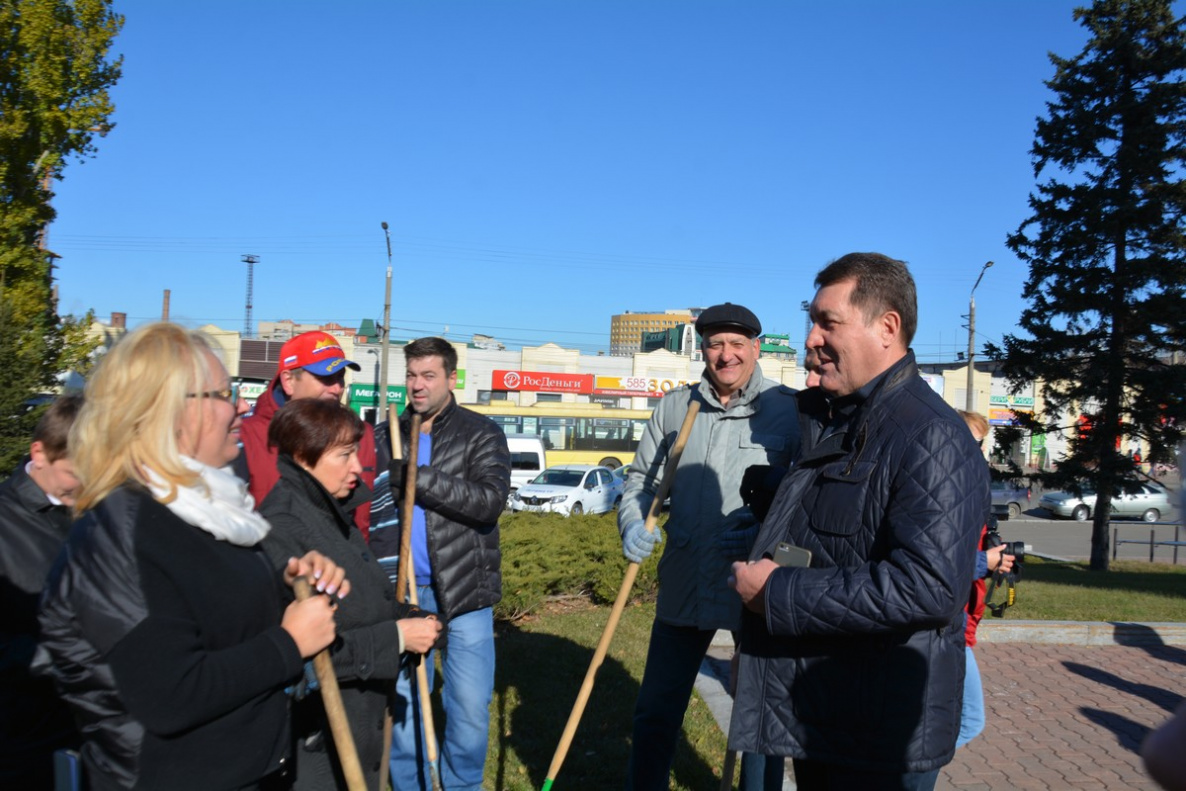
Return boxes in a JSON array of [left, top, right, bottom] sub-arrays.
[[966, 261, 994, 412], [359, 348, 382, 423], [379, 223, 394, 421]]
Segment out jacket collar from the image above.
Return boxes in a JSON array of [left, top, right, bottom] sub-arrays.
[[799, 351, 918, 465], [275, 454, 369, 535], [12, 460, 64, 515], [400, 393, 458, 434], [697, 367, 765, 414], [251, 376, 284, 423]]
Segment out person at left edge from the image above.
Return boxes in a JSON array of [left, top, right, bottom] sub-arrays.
[[38, 322, 348, 791], [238, 330, 379, 540], [0, 394, 83, 789]]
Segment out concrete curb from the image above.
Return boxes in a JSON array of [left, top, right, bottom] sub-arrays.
[[712, 620, 1186, 648], [977, 619, 1186, 645]]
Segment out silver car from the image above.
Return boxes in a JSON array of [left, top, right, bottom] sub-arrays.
[[1039, 482, 1171, 522]]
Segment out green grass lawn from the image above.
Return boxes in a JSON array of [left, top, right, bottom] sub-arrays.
[[485, 600, 728, 791], [992, 556, 1186, 621]]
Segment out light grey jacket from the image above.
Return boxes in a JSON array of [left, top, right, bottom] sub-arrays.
[[619, 371, 799, 631]]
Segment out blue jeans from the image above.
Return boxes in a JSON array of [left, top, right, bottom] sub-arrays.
[[956, 646, 985, 748], [626, 620, 783, 791], [389, 586, 495, 791]]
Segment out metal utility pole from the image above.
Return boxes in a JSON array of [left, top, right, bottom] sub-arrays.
[[965, 261, 993, 412], [242, 254, 260, 338], [379, 224, 394, 420]]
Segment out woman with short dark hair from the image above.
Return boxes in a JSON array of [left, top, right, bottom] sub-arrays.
[[260, 398, 442, 791]]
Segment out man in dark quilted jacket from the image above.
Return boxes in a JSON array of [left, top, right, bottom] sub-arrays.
[[729, 252, 988, 790]]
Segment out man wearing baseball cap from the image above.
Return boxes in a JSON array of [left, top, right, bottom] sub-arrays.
[[239, 330, 379, 538], [617, 302, 800, 791]]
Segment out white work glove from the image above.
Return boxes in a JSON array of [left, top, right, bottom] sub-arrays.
[[621, 519, 662, 563]]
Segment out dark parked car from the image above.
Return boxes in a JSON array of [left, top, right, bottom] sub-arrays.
[[991, 479, 1031, 520]]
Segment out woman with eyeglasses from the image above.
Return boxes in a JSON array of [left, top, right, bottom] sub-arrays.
[[39, 322, 350, 791], [258, 397, 441, 791]]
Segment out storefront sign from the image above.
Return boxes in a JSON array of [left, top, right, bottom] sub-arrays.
[[990, 394, 1035, 408], [988, 407, 1032, 426], [493, 369, 593, 394], [347, 384, 408, 407], [237, 381, 268, 402], [593, 375, 692, 398]]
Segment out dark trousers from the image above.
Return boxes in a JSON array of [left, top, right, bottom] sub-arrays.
[[626, 620, 783, 791], [791, 759, 940, 791]]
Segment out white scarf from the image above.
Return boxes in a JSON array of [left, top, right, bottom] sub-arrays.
[[146, 457, 271, 547]]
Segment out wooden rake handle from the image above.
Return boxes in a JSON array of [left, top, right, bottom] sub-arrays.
[[543, 397, 702, 788], [293, 577, 367, 791], [391, 410, 443, 789]]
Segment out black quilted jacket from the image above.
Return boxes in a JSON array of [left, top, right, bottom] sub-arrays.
[[729, 352, 988, 773], [38, 486, 302, 790], [388, 396, 510, 619]]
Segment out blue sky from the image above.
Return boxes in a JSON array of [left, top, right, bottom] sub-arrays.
[[50, 1, 1104, 359]]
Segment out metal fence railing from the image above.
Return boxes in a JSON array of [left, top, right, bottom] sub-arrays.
[[1112, 521, 1186, 564]]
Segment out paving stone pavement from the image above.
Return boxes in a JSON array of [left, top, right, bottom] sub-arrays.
[[699, 632, 1186, 790]]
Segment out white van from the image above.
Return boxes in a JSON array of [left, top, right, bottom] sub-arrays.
[[506, 434, 547, 504]]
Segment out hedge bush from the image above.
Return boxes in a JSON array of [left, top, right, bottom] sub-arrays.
[[495, 510, 667, 621]]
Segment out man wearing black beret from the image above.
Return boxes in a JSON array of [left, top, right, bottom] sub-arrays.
[[618, 303, 800, 790]]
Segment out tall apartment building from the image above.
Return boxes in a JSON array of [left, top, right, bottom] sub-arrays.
[[610, 309, 699, 356]]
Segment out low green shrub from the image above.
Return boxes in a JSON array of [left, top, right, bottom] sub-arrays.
[[496, 510, 666, 621]]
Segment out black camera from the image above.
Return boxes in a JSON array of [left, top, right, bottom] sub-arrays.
[[986, 531, 1025, 560]]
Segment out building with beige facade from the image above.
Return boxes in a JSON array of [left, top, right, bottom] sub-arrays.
[[609, 309, 698, 356]]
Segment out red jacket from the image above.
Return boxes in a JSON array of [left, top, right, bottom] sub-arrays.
[[240, 378, 377, 540], [964, 524, 989, 647]]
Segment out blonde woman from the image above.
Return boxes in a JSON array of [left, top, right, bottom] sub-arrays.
[[39, 323, 349, 791]]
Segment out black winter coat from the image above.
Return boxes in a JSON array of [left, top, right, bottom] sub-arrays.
[[0, 462, 78, 784], [38, 486, 303, 790], [730, 353, 988, 773], [375, 396, 510, 619], [261, 455, 422, 790]]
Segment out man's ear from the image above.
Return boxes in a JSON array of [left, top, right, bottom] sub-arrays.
[[279, 369, 297, 397], [29, 440, 48, 468], [879, 311, 902, 348]]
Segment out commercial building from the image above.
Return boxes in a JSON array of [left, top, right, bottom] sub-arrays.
[[609, 309, 698, 356]]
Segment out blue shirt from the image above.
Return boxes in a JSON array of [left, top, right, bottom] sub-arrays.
[[412, 432, 433, 586]]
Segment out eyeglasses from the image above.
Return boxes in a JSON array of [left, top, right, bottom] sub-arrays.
[[187, 384, 241, 403]]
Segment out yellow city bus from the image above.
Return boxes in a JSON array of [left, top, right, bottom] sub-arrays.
[[467, 401, 653, 470]]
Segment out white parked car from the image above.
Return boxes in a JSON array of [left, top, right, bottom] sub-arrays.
[[1039, 481, 1172, 522], [509, 464, 623, 516]]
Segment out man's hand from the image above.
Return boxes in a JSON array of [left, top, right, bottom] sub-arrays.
[[729, 559, 779, 614], [622, 519, 662, 563], [397, 614, 443, 654], [716, 506, 760, 560], [986, 544, 1015, 575], [387, 459, 407, 498]]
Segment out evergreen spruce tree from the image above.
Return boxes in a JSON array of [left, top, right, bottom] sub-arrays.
[[989, 0, 1186, 570], [0, 0, 122, 470]]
